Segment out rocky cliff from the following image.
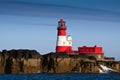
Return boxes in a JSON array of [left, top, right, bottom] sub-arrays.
[[0, 50, 120, 74], [0, 49, 41, 74], [42, 53, 120, 73]]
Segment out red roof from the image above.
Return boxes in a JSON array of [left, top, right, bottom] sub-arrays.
[[59, 19, 65, 22]]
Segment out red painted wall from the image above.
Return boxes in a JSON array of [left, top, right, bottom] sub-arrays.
[[56, 46, 72, 53], [78, 46, 103, 54], [57, 27, 66, 36]]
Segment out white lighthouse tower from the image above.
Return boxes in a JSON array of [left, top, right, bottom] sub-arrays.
[[56, 19, 72, 53]]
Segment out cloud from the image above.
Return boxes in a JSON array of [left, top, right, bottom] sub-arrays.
[[0, 1, 120, 22]]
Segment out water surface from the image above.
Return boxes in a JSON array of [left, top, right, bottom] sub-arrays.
[[0, 73, 120, 80]]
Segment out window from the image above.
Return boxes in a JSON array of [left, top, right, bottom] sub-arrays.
[[69, 42, 71, 45], [58, 22, 65, 26], [63, 42, 65, 45]]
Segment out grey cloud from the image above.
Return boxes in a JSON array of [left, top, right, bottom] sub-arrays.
[[0, 2, 120, 22]]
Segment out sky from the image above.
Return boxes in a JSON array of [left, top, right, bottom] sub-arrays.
[[0, 0, 120, 60]]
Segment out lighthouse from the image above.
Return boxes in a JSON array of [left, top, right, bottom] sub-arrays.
[[56, 19, 72, 53]]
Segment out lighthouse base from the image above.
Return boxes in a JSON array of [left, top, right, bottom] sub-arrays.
[[56, 46, 72, 53]]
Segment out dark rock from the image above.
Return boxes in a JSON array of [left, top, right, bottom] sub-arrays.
[[4, 58, 12, 74], [0, 50, 120, 74], [0, 49, 42, 74], [43, 52, 69, 58], [2, 49, 41, 59]]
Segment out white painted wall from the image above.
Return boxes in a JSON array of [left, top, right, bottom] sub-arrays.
[[56, 35, 72, 46]]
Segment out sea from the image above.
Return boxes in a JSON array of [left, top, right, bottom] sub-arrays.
[[0, 73, 120, 80]]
